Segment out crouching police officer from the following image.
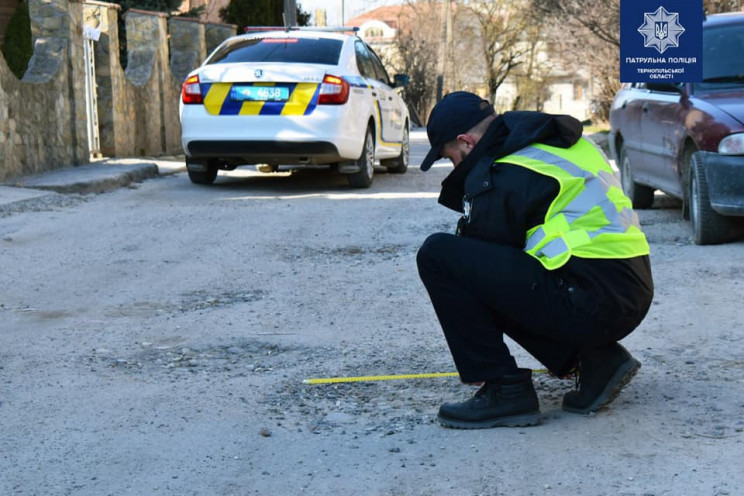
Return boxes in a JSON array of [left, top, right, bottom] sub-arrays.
[[417, 92, 654, 429]]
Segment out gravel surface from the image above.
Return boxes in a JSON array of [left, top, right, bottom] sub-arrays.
[[1, 133, 743, 495]]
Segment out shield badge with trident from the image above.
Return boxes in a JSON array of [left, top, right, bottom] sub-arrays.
[[655, 22, 668, 40]]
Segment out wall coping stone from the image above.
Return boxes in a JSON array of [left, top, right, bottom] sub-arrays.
[[206, 22, 238, 29], [23, 37, 67, 84], [75, 0, 121, 10], [170, 16, 204, 24], [123, 8, 169, 19]]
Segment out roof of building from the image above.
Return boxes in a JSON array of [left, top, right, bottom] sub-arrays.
[[346, 4, 412, 30], [177, 0, 229, 25]]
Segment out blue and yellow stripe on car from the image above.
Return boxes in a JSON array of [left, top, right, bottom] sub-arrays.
[[200, 82, 320, 116], [348, 76, 402, 148], [346, 75, 372, 89], [374, 100, 404, 148]]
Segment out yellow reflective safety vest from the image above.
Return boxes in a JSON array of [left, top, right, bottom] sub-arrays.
[[494, 138, 650, 270]]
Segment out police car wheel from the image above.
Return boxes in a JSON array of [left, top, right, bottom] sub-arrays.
[[348, 127, 375, 189], [381, 125, 409, 174], [187, 160, 218, 185]]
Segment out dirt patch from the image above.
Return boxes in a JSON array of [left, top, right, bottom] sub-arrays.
[[87, 338, 299, 377]]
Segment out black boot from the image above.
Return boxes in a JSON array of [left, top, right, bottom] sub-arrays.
[[437, 368, 541, 429], [562, 342, 641, 414]]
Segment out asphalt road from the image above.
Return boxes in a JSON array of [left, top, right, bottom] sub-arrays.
[[1, 131, 743, 495]]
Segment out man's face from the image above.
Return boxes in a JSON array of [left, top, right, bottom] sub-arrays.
[[441, 134, 476, 167]]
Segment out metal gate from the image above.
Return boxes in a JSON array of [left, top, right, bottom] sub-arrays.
[[83, 25, 101, 158]]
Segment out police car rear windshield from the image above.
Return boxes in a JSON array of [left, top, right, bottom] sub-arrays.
[[207, 37, 343, 65]]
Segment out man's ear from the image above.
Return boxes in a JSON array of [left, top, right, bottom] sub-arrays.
[[456, 134, 475, 149]]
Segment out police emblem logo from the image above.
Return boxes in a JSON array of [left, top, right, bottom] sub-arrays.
[[638, 6, 685, 54]]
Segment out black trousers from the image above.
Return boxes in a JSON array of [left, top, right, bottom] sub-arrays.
[[416, 233, 636, 383]]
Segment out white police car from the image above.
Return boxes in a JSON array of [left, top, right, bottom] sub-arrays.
[[179, 27, 410, 188]]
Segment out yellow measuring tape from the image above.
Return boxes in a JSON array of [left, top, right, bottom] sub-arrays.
[[303, 369, 548, 385]]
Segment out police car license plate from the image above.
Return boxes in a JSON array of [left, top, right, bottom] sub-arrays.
[[230, 86, 289, 102]]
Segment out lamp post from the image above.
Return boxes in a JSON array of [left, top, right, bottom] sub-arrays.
[[284, 0, 297, 27], [436, 0, 452, 101]]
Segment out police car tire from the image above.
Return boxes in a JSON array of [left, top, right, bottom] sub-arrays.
[[689, 152, 730, 245], [348, 127, 375, 189], [187, 162, 218, 185], [381, 125, 409, 174]]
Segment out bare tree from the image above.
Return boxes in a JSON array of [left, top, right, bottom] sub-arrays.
[[458, 0, 528, 104], [530, 0, 620, 122], [509, 21, 555, 111], [704, 0, 743, 12], [385, 1, 442, 125], [529, 0, 744, 122], [534, 0, 620, 46]]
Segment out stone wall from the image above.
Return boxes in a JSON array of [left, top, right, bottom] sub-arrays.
[[0, 0, 88, 179], [0, 0, 236, 182], [170, 17, 206, 82], [123, 9, 172, 156], [206, 23, 234, 54]]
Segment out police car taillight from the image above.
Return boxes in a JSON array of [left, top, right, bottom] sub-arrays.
[[181, 75, 203, 104], [318, 75, 349, 105]]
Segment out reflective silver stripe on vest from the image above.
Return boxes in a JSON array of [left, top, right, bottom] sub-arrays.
[[513, 145, 642, 258], [540, 236, 568, 259]]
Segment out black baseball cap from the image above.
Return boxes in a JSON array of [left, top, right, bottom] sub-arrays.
[[420, 92, 495, 171]]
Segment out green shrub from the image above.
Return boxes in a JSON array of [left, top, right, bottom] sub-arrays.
[[2, 1, 33, 79], [220, 0, 310, 30]]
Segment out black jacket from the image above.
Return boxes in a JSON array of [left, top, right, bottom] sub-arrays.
[[439, 111, 654, 331]]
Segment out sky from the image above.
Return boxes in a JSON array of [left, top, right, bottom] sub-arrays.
[[297, 0, 404, 26]]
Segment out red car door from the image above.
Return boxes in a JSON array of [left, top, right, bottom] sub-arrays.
[[639, 83, 689, 197], [613, 84, 647, 174]]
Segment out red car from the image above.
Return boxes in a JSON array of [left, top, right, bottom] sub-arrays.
[[609, 12, 744, 244]]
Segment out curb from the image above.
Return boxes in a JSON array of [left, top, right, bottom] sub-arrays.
[[15, 163, 160, 195], [2, 158, 186, 197]]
